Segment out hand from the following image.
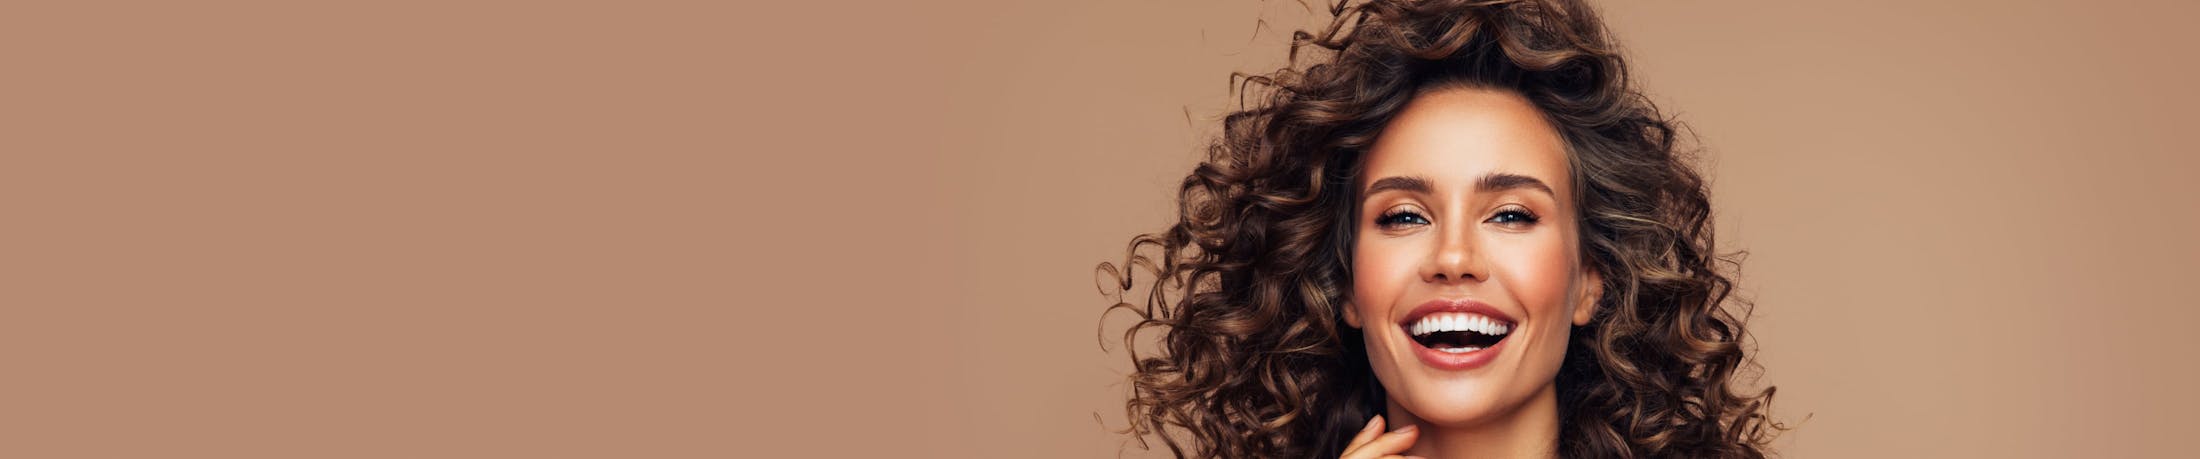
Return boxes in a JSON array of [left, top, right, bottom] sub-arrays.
[[1340, 415, 1423, 459]]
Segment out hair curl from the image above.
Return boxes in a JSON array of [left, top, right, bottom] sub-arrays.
[[1097, 0, 1783, 457]]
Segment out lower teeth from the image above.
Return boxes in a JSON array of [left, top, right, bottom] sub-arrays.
[[1438, 346, 1483, 353]]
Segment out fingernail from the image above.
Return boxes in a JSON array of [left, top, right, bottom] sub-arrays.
[[1364, 415, 1384, 431], [1394, 424, 1418, 434]]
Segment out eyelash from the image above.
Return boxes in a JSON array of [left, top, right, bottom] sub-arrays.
[[1375, 208, 1431, 228], [1489, 206, 1540, 225], [1374, 206, 1540, 229]]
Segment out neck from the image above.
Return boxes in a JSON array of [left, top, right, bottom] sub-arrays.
[[1385, 383, 1562, 459]]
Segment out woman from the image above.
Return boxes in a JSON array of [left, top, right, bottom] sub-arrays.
[[1097, 0, 1782, 457]]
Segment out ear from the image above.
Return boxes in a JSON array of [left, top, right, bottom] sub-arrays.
[[1342, 299, 1363, 329], [1572, 268, 1603, 326]]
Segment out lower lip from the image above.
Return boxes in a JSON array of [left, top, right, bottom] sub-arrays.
[[1406, 331, 1508, 371]]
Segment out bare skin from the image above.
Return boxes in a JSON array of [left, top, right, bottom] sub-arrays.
[[1340, 415, 1423, 459], [1339, 86, 1603, 459]]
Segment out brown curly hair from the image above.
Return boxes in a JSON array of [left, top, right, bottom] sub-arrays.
[[1096, 0, 1782, 457]]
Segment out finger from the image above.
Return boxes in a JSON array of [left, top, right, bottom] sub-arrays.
[[1344, 415, 1385, 451], [1341, 424, 1417, 459]]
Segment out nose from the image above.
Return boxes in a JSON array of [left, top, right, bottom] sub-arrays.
[[1419, 226, 1483, 284]]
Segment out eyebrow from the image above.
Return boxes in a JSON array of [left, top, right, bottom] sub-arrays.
[[1361, 173, 1556, 199]]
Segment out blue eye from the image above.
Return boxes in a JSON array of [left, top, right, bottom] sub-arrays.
[[1375, 209, 1429, 228], [1488, 207, 1539, 225]]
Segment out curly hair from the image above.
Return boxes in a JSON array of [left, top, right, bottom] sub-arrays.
[[1096, 0, 1782, 457]]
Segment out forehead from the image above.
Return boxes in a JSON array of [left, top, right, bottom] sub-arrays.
[[1360, 87, 1571, 195]]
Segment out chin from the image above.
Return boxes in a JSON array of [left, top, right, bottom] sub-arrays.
[[1394, 378, 1517, 426], [1381, 349, 1540, 427]]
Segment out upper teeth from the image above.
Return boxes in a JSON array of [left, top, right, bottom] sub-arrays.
[[1409, 313, 1511, 337]]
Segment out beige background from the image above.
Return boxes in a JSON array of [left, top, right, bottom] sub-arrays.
[[5, 0, 2197, 457]]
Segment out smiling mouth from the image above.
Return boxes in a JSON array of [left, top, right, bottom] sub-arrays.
[[1406, 313, 1514, 353]]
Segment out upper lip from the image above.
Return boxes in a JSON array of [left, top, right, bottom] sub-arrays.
[[1398, 298, 1518, 327]]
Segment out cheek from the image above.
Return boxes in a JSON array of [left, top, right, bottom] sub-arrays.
[[1351, 237, 1418, 318], [1488, 232, 1580, 320]]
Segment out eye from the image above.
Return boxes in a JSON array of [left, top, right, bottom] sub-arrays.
[[1487, 206, 1540, 226], [1375, 207, 1429, 229]]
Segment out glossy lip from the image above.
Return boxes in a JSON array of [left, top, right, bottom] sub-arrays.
[[1396, 298, 1519, 371]]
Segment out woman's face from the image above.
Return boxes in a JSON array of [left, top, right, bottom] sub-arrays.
[[1344, 86, 1601, 427]]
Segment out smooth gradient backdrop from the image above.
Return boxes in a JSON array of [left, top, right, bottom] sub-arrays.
[[6, 0, 2197, 457]]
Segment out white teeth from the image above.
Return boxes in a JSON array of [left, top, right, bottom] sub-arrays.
[[1437, 346, 1484, 353], [1406, 312, 1513, 337], [1475, 317, 1510, 335]]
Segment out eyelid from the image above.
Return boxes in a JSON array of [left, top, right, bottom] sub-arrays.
[[1381, 203, 1423, 215]]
